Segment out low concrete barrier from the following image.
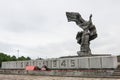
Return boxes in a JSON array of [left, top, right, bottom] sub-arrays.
[[1, 56, 118, 69]]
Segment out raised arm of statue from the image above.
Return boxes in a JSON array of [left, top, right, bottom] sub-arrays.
[[66, 12, 85, 25], [66, 12, 91, 30]]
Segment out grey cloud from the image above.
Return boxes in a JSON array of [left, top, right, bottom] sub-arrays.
[[0, 41, 21, 56], [22, 40, 79, 59], [0, 0, 120, 59]]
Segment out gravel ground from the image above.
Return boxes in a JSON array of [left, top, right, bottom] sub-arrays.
[[0, 74, 120, 80]]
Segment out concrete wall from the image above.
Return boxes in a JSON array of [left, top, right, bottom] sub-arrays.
[[68, 58, 78, 69], [1, 56, 118, 69], [101, 56, 118, 68], [89, 57, 101, 68], [59, 59, 68, 69], [36, 60, 43, 68], [78, 57, 89, 68], [43, 59, 52, 68], [51, 59, 60, 69]]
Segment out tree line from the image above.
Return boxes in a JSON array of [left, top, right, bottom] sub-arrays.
[[0, 52, 31, 67]]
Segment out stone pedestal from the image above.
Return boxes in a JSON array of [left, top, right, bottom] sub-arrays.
[[77, 51, 92, 56]]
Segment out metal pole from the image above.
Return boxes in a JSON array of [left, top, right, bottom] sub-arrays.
[[17, 49, 19, 58]]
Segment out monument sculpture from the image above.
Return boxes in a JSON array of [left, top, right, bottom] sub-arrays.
[[66, 12, 97, 56], [1, 12, 118, 77]]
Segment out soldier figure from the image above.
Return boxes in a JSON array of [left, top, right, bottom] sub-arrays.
[[66, 12, 97, 56]]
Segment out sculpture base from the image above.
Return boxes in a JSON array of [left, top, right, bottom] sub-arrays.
[[2, 55, 117, 69], [77, 51, 92, 56]]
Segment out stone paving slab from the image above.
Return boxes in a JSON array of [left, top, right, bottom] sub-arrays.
[[0, 74, 120, 80]]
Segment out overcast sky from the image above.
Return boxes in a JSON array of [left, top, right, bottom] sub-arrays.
[[0, 0, 120, 59]]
